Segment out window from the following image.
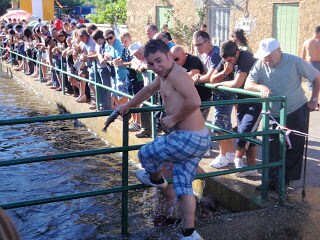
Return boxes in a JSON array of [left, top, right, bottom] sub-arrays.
[[207, 7, 230, 46], [156, 6, 173, 30]]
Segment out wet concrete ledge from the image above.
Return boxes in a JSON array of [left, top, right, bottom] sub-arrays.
[[1, 62, 268, 212]]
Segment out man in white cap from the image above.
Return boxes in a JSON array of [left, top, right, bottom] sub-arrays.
[[245, 38, 320, 190]]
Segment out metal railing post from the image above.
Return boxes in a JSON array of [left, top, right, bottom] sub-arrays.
[[93, 60, 100, 110], [38, 50, 43, 82], [121, 113, 129, 236], [278, 98, 287, 204], [149, 72, 157, 139], [261, 101, 270, 201], [61, 56, 66, 95]]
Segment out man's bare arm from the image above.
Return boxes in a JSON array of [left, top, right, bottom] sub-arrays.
[[188, 69, 200, 78], [244, 80, 271, 98], [213, 72, 248, 88], [118, 77, 160, 115]]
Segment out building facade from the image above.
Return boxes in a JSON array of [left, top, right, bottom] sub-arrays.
[[127, 0, 320, 55]]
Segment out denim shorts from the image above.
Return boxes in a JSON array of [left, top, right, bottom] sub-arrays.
[[236, 103, 262, 148], [212, 93, 235, 133], [138, 129, 210, 197]]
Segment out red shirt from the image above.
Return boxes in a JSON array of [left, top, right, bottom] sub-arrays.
[[54, 19, 63, 31]]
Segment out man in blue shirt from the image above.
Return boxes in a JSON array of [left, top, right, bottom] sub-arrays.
[[104, 29, 128, 106]]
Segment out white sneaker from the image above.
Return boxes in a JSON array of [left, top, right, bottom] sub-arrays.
[[135, 169, 168, 188], [209, 155, 228, 168], [226, 152, 235, 163], [234, 157, 246, 168], [180, 230, 203, 240], [236, 170, 260, 177]]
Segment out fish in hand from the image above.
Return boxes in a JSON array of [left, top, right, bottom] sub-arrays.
[[102, 110, 120, 132]]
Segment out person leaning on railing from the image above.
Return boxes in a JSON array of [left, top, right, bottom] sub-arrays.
[[210, 40, 261, 176], [245, 38, 320, 190], [91, 29, 112, 110]]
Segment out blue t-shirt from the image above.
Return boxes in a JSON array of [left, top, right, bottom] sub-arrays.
[[108, 38, 126, 80], [202, 46, 221, 72]]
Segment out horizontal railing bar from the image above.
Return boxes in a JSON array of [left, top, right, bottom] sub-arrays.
[[0, 161, 282, 210], [0, 145, 143, 167]]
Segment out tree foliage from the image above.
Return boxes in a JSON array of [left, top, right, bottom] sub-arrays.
[[55, 0, 86, 9], [86, 0, 127, 24], [0, 0, 10, 17]]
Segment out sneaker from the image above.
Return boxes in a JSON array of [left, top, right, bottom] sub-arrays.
[[234, 157, 246, 168], [135, 129, 151, 138], [135, 169, 168, 188], [128, 123, 141, 132], [226, 152, 235, 163], [179, 230, 203, 240], [236, 170, 260, 177], [209, 155, 228, 168]]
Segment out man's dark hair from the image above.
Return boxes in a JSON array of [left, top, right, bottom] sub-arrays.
[[23, 28, 33, 38], [148, 24, 158, 32], [193, 30, 210, 41], [144, 39, 170, 58], [86, 23, 97, 32], [104, 29, 115, 36], [220, 40, 239, 58], [315, 25, 320, 34], [78, 28, 89, 37], [162, 23, 168, 28], [92, 29, 104, 41]]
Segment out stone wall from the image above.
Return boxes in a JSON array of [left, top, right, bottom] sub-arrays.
[[230, 0, 320, 54], [127, 0, 199, 48]]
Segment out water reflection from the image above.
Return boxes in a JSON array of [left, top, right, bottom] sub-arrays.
[[0, 75, 173, 239]]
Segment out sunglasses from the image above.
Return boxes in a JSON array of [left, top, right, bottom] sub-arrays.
[[194, 40, 207, 47], [174, 57, 180, 62], [105, 36, 114, 41], [58, 35, 65, 37]]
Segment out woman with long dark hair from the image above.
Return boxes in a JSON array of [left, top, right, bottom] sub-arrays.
[[231, 28, 252, 53]]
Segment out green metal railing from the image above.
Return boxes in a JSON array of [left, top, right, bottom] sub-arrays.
[[0, 46, 287, 236]]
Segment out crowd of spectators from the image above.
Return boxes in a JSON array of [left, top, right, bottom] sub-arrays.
[[1, 16, 319, 183]]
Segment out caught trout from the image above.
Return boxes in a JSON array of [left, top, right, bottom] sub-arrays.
[[102, 110, 120, 132]]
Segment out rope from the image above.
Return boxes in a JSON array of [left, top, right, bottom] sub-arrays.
[[262, 110, 320, 149]]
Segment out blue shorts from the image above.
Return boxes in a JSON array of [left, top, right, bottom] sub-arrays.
[[212, 94, 235, 133], [112, 77, 128, 97], [237, 103, 262, 148], [138, 129, 211, 197]]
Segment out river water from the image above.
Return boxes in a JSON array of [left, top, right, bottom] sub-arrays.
[[0, 73, 181, 239]]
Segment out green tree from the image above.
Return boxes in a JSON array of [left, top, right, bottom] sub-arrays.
[[91, 0, 114, 11], [0, 0, 10, 17], [86, 0, 126, 24], [55, 0, 86, 9]]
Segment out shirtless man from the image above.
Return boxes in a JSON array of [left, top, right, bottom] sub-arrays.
[[118, 39, 210, 240], [302, 25, 320, 89]]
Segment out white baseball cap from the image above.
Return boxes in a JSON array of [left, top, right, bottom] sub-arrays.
[[128, 42, 143, 56], [254, 38, 280, 59]]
